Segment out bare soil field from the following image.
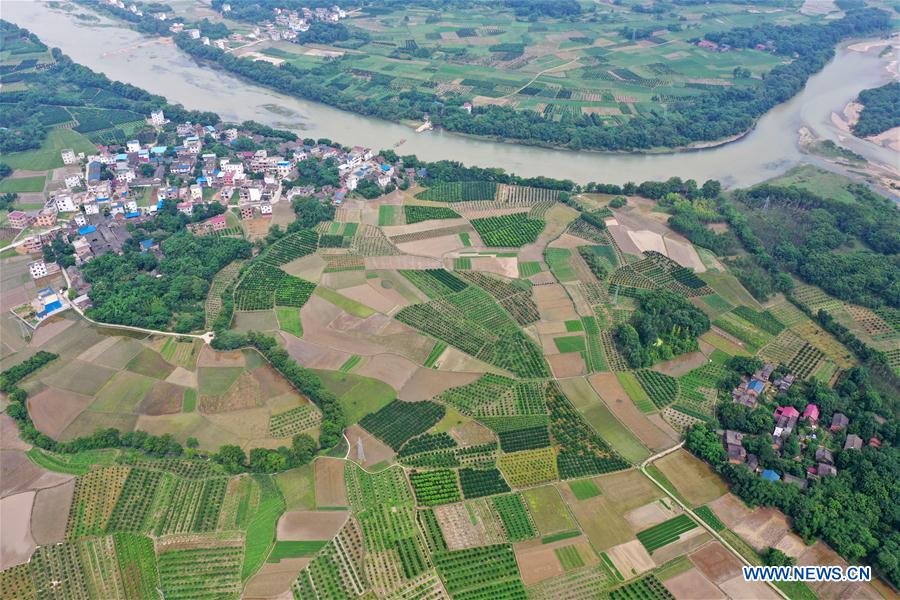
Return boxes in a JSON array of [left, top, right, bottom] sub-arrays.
[[589, 373, 676, 451], [30, 479, 75, 545], [664, 237, 705, 272], [651, 528, 711, 566], [339, 283, 402, 315], [43, 359, 117, 396], [0, 415, 29, 451], [243, 558, 310, 599], [606, 539, 655, 578], [319, 269, 368, 291], [467, 255, 519, 279], [281, 253, 327, 282], [774, 531, 809, 559], [707, 493, 754, 529], [663, 569, 726, 600], [30, 317, 75, 347], [138, 381, 185, 415], [623, 500, 679, 531], [27, 387, 92, 438], [512, 541, 564, 585], [448, 420, 495, 446], [653, 449, 728, 507], [277, 510, 348, 541], [398, 368, 481, 402], [548, 353, 585, 378], [1, 450, 73, 497], [731, 507, 792, 552], [607, 225, 643, 256], [718, 574, 781, 599], [199, 371, 264, 413], [434, 347, 501, 376], [690, 541, 742, 584], [252, 365, 296, 399], [75, 335, 119, 363], [166, 366, 198, 388], [0, 491, 35, 569], [434, 502, 502, 550], [315, 457, 347, 508], [198, 346, 246, 368], [346, 424, 396, 469], [354, 354, 418, 391], [364, 255, 442, 270], [533, 284, 579, 322], [281, 332, 353, 371], [396, 235, 467, 258], [650, 351, 708, 377]]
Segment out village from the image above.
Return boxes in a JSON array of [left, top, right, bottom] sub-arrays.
[[5, 108, 411, 330], [722, 361, 882, 490]]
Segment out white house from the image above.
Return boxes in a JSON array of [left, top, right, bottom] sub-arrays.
[[150, 110, 166, 126], [61, 149, 78, 165], [55, 195, 78, 213], [125, 200, 138, 213], [260, 203, 273, 215], [28, 260, 48, 279], [73, 213, 87, 227], [64, 174, 84, 190], [126, 140, 141, 153], [190, 185, 202, 201]]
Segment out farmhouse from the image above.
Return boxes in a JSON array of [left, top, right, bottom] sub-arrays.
[[8, 210, 32, 229], [831, 413, 849, 431], [844, 434, 863, 450]]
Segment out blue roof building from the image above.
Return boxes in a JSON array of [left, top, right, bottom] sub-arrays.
[[78, 225, 97, 235], [761, 469, 780, 482], [748, 380, 765, 394], [140, 239, 155, 251], [115, 153, 129, 162], [125, 212, 141, 219], [151, 146, 168, 155]]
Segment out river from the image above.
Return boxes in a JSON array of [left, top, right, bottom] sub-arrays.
[[4, 0, 898, 189]]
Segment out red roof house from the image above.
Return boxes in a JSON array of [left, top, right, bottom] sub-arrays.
[[774, 406, 800, 420], [802, 404, 819, 423]]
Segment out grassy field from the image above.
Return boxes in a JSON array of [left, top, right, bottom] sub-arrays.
[[314, 369, 396, 424], [275, 306, 303, 337], [275, 464, 316, 511], [616, 372, 654, 413], [522, 485, 577, 535], [313, 287, 376, 318], [1, 128, 96, 171], [0, 174, 46, 193], [557, 377, 650, 463]]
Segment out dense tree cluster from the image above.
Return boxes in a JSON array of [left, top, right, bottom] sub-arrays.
[[83, 206, 251, 332], [854, 82, 900, 136], [614, 289, 710, 368]]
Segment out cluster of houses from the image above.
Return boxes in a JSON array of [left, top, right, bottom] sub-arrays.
[[724, 361, 882, 489], [232, 4, 348, 42], [732, 363, 795, 409], [9, 111, 413, 318]]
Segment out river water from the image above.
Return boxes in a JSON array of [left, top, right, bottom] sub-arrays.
[[4, 0, 897, 188]]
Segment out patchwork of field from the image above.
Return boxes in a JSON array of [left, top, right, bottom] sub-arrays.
[[251, 2, 806, 129], [3, 168, 877, 600]]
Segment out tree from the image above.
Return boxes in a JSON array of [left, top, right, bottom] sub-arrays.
[[215, 444, 246, 473], [186, 437, 199, 449], [291, 433, 316, 464]]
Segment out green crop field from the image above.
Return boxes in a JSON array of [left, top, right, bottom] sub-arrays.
[[0, 174, 45, 193], [636, 514, 698, 553]]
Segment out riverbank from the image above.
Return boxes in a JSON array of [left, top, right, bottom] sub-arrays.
[[4, 0, 895, 189]]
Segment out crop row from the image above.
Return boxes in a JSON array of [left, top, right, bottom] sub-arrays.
[[633, 370, 678, 409], [546, 383, 629, 479], [470, 213, 545, 247], [157, 546, 243, 600], [636, 514, 697, 553], [416, 181, 499, 202], [498, 446, 559, 487], [410, 469, 461, 506], [433, 544, 525, 598], [492, 494, 536, 542], [268, 403, 322, 438], [344, 463, 415, 514], [459, 468, 511, 499], [497, 425, 551, 452], [359, 400, 445, 451], [457, 270, 539, 325], [399, 269, 469, 299], [259, 229, 318, 266], [404, 205, 462, 224]]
